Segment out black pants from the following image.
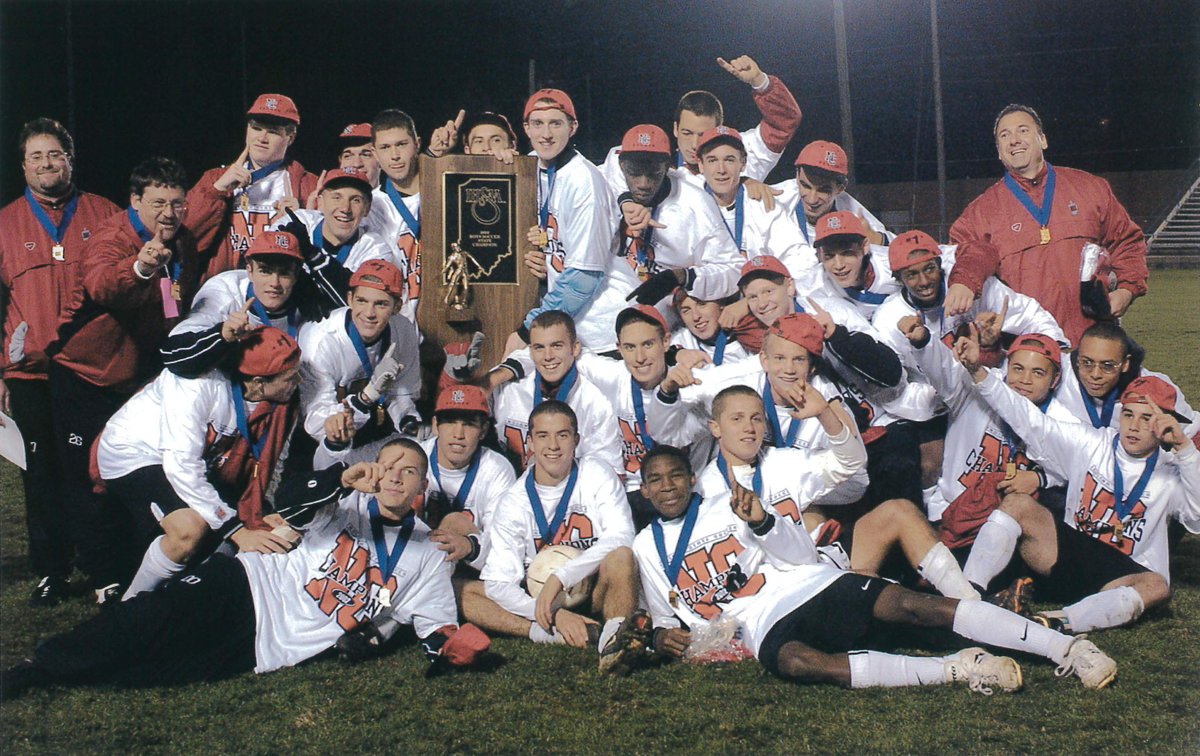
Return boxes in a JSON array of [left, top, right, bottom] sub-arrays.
[[34, 554, 258, 686], [106, 465, 222, 557], [47, 363, 135, 587], [6, 377, 73, 578]]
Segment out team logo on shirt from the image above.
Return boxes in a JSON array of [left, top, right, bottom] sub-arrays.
[[671, 533, 765, 619], [24, 242, 35, 251], [765, 494, 801, 523], [534, 512, 596, 552], [1068, 200, 1079, 216], [82, 228, 92, 240], [622, 235, 658, 276], [305, 531, 396, 631], [1074, 473, 1145, 556], [503, 421, 532, 466], [957, 431, 1031, 491], [1011, 222, 1022, 233], [396, 232, 421, 302], [544, 215, 565, 275], [230, 211, 271, 256], [618, 418, 650, 476]]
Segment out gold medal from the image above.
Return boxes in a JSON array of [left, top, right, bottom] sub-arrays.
[[1039, 227, 1051, 245], [170, 281, 182, 301], [375, 404, 387, 426], [669, 589, 679, 608], [1005, 462, 1018, 480], [636, 263, 650, 281], [534, 228, 549, 248], [1112, 520, 1124, 546], [239, 193, 251, 212], [52, 244, 65, 261]]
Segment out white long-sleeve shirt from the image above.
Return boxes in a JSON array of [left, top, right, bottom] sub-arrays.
[[481, 458, 634, 619], [366, 186, 422, 321], [976, 370, 1200, 582], [533, 149, 618, 294], [1055, 364, 1200, 441], [772, 183, 896, 247], [418, 436, 517, 570]]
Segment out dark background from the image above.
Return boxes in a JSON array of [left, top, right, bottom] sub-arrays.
[[2, 0, 1197, 205]]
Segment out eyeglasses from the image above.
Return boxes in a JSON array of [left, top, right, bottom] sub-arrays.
[[1078, 357, 1123, 375], [25, 150, 68, 163], [146, 199, 188, 213]]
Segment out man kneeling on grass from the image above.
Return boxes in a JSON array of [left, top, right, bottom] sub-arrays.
[[632, 444, 1119, 692], [2, 440, 490, 699]]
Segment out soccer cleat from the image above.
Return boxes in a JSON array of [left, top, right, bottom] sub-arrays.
[[95, 583, 123, 606], [597, 610, 652, 676], [29, 576, 68, 607], [944, 647, 1024, 695], [1033, 610, 1072, 634], [1056, 636, 1117, 689], [984, 577, 1035, 617]]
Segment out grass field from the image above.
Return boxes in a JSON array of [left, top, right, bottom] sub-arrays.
[[2, 270, 1198, 753]]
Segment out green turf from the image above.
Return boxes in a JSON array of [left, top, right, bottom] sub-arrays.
[[2, 271, 1199, 753]]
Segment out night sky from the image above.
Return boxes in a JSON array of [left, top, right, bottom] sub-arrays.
[[2, 0, 1196, 204]]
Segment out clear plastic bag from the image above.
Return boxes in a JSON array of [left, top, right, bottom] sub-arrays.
[[682, 614, 754, 664]]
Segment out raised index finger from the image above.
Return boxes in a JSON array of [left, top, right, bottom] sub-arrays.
[[242, 296, 257, 314], [805, 296, 827, 315], [234, 144, 250, 166], [999, 296, 1010, 322], [454, 109, 466, 129], [715, 56, 734, 72]]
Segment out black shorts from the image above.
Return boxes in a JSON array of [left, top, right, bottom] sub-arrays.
[[908, 414, 949, 444], [106, 465, 199, 543], [1038, 518, 1150, 602], [758, 573, 889, 676]]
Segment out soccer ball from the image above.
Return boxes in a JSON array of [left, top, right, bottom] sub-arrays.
[[525, 544, 593, 608]]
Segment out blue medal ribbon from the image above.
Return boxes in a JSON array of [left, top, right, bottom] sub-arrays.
[[675, 151, 686, 169], [313, 220, 356, 264], [231, 382, 268, 460], [533, 364, 578, 407], [430, 444, 482, 512], [716, 453, 763, 496], [761, 381, 801, 449], [652, 493, 702, 590], [345, 310, 390, 408], [631, 376, 656, 451], [795, 206, 812, 244], [1003, 163, 1056, 232], [367, 499, 416, 580], [1112, 435, 1158, 521], [538, 165, 557, 230], [384, 179, 421, 239], [25, 187, 79, 246], [126, 206, 154, 243], [844, 287, 889, 305], [526, 463, 580, 547], [245, 282, 299, 338], [706, 183, 746, 252], [1079, 380, 1118, 429], [712, 329, 729, 366], [792, 297, 807, 314], [999, 396, 1052, 462], [248, 159, 285, 185]]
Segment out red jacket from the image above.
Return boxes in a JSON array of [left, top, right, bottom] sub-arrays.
[[187, 159, 318, 282], [0, 188, 120, 380], [949, 164, 1149, 345], [53, 210, 200, 391]]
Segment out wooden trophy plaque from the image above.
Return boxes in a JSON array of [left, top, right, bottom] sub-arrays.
[[417, 154, 540, 372]]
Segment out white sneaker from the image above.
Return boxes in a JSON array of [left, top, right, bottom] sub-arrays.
[[945, 647, 1024, 695], [1056, 636, 1117, 689]]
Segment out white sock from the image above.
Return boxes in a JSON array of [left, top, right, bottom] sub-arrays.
[[1063, 587, 1145, 633], [598, 617, 624, 651], [952, 599, 1073, 664], [848, 650, 949, 688], [528, 622, 566, 645], [122, 536, 185, 601], [917, 542, 981, 600], [962, 510, 1022, 590], [924, 484, 949, 520]]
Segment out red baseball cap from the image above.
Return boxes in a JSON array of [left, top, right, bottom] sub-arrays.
[[888, 230, 942, 273], [247, 231, 304, 261], [615, 304, 669, 335], [1007, 333, 1062, 369], [247, 93, 300, 125], [339, 123, 373, 141], [319, 167, 373, 195], [349, 259, 405, 298], [1121, 376, 1191, 423], [795, 140, 848, 175], [524, 89, 576, 121], [738, 255, 790, 287], [620, 124, 671, 156], [768, 313, 825, 356], [435, 384, 491, 415], [814, 211, 868, 246], [696, 126, 745, 158], [238, 327, 301, 377]]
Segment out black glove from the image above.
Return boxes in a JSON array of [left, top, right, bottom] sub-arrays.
[[281, 209, 320, 261], [335, 621, 386, 664], [627, 269, 682, 305], [1080, 279, 1114, 321]]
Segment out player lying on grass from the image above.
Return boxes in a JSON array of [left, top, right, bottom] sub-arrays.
[[632, 444, 1119, 692], [1, 439, 491, 700], [951, 327, 1200, 634], [468, 401, 650, 675]]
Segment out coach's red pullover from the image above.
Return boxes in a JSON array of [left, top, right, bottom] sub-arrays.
[[949, 163, 1148, 346], [0, 188, 120, 381], [187, 159, 318, 282], [53, 210, 199, 391]]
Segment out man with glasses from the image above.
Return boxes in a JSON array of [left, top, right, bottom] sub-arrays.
[[0, 117, 120, 605], [48, 157, 202, 603]]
